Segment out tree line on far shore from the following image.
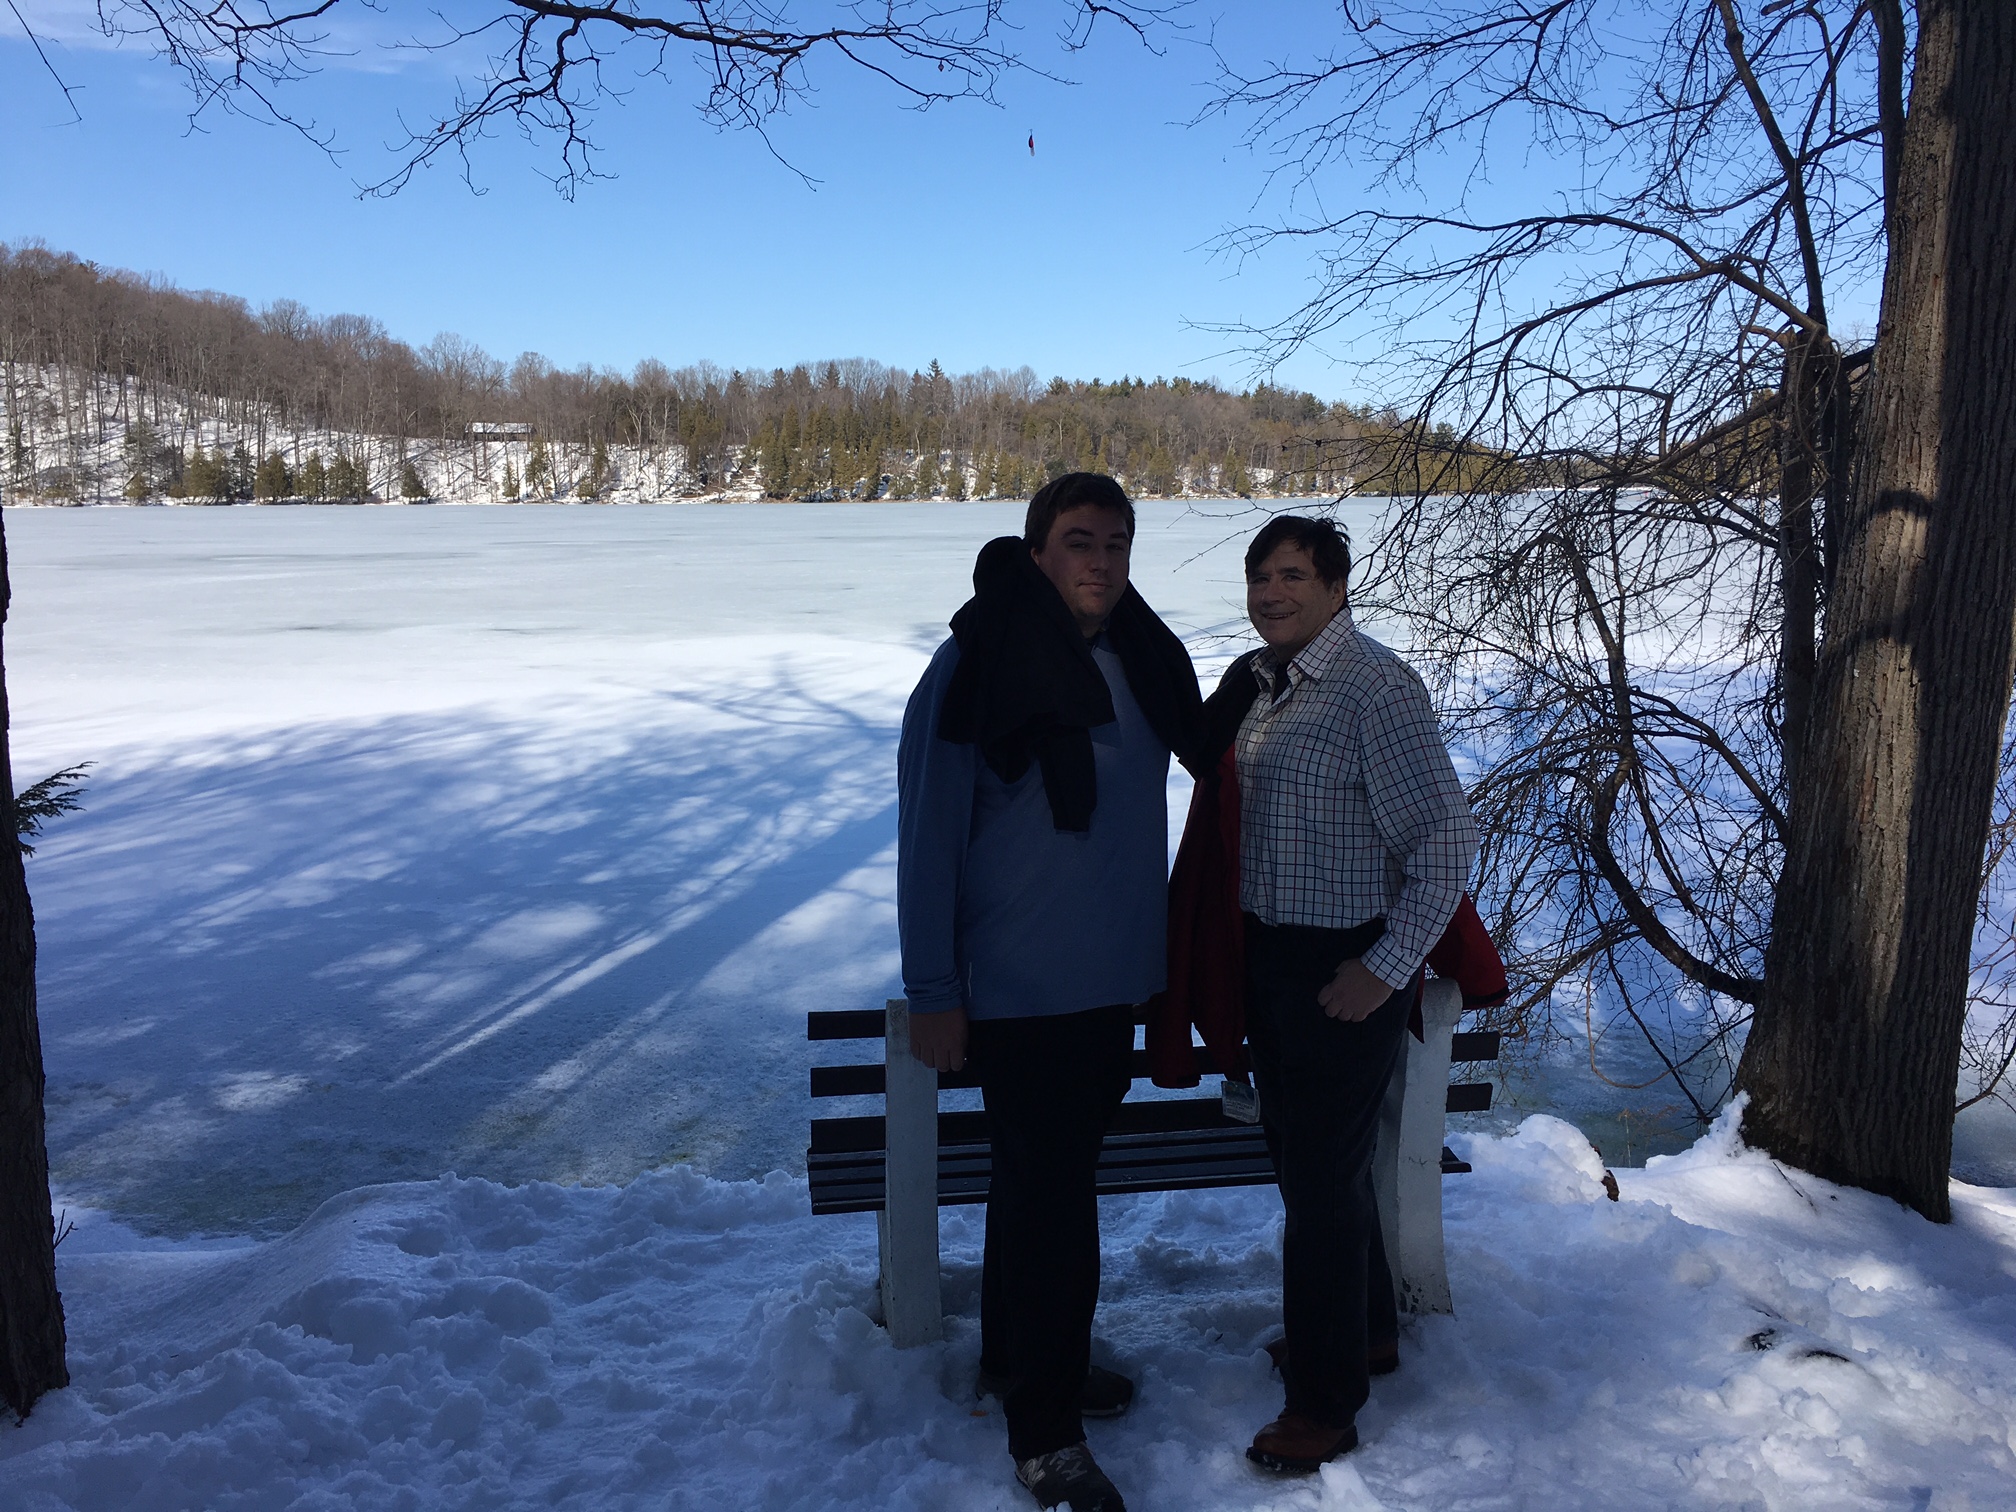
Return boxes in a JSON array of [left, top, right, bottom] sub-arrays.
[[0, 242, 1476, 503]]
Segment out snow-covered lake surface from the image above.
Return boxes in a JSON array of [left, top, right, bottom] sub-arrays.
[[8, 498, 1283, 1235], [5, 501, 2014, 1510]]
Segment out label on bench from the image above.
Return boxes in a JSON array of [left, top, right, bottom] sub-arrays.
[[1220, 1079, 1260, 1125]]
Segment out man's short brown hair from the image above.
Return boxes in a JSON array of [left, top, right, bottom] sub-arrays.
[[1244, 514, 1352, 588], [1024, 472, 1136, 551]]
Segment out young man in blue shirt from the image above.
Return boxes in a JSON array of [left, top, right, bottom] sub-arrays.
[[897, 473, 1202, 1512]]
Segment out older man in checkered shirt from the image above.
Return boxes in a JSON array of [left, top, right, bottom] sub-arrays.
[[1231, 515, 1478, 1475]]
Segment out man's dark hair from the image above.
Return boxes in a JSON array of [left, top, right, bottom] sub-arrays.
[[1024, 472, 1136, 551], [1244, 514, 1352, 588]]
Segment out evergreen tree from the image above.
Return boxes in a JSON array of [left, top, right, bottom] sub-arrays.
[[180, 447, 228, 500], [254, 451, 293, 500], [946, 453, 969, 500], [226, 443, 255, 500], [777, 410, 803, 497], [328, 453, 367, 500], [1222, 450, 1252, 497], [121, 421, 169, 499], [399, 460, 429, 500], [501, 458, 519, 500], [915, 452, 939, 496], [1139, 443, 1177, 497], [300, 451, 327, 501], [758, 419, 791, 498], [577, 437, 610, 498], [525, 437, 552, 497]]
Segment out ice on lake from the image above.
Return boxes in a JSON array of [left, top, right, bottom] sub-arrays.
[[13, 498, 2011, 1240], [9, 500, 1281, 1235]]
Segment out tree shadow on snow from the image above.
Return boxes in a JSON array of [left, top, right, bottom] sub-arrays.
[[33, 675, 903, 1236]]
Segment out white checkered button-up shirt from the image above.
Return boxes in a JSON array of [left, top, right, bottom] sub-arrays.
[[1236, 607, 1479, 990]]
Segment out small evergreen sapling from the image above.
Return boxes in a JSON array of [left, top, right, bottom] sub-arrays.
[[14, 765, 90, 857]]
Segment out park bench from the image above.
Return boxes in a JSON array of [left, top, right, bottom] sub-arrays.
[[806, 978, 1501, 1345]]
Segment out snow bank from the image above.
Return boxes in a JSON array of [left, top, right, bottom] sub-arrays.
[[6, 1114, 2012, 1510]]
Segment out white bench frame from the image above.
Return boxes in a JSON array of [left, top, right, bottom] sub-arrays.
[[876, 978, 1469, 1347]]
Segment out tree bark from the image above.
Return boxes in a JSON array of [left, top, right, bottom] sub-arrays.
[[0, 510, 65, 1416], [1775, 333, 1826, 787], [1739, 0, 2016, 1221]]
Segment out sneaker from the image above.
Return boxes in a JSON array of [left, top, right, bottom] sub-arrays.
[[1015, 1443, 1127, 1511], [1246, 1412, 1359, 1474], [1262, 1335, 1399, 1376], [977, 1364, 1136, 1418]]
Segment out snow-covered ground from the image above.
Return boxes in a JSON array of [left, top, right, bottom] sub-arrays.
[[6, 1108, 2014, 1510], [4, 500, 2014, 1508]]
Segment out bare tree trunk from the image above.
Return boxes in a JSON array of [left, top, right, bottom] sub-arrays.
[[1740, 0, 2016, 1221], [0, 511, 65, 1415]]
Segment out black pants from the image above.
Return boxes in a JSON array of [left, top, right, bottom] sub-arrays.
[[971, 1003, 1134, 1462], [1244, 913, 1410, 1429]]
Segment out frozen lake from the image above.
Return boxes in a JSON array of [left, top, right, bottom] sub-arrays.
[[10, 499, 2010, 1239], [8, 499, 2015, 1512], [7, 499, 1287, 1236]]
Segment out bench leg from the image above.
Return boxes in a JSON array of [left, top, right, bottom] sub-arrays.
[[1372, 978, 1463, 1316], [879, 999, 944, 1347]]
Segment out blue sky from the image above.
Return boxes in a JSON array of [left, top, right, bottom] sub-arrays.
[[2, 3, 1379, 396]]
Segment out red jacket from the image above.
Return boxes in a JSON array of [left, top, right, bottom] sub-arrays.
[[1145, 745, 1509, 1088]]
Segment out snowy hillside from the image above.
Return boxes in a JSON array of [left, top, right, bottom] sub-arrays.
[[2, 363, 748, 505], [1, 362, 1313, 508]]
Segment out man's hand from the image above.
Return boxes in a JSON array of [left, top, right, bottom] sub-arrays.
[[909, 1006, 968, 1072], [1317, 958, 1393, 1022]]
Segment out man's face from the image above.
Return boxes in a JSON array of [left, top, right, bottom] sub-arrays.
[[1247, 541, 1346, 660], [1031, 504, 1133, 637]]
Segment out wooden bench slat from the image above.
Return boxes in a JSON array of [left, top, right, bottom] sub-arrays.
[[807, 1123, 1282, 1215], [812, 1005, 1501, 1051], [1446, 1082, 1493, 1113], [811, 1095, 1254, 1155], [1451, 1030, 1501, 1062], [811, 1006, 1159, 1040], [811, 1044, 1255, 1099], [807, 1009, 887, 1041]]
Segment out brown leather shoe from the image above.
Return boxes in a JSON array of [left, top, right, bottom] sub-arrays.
[[1262, 1336, 1399, 1376], [1246, 1412, 1359, 1473]]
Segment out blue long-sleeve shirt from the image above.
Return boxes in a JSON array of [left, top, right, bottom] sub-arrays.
[[896, 635, 1172, 1020]]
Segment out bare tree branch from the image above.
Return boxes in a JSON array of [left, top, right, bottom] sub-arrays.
[[96, 1, 1176, 194]]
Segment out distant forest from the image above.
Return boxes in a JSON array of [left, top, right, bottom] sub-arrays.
[[0, 242, 1430, 502]]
